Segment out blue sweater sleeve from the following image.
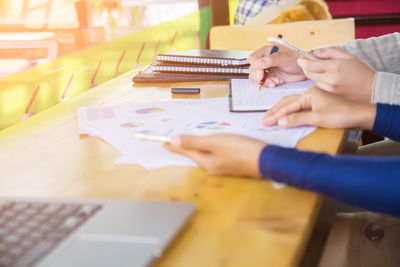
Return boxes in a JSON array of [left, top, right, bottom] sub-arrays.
[[372, 103, 400, 141], [259, 103, 400, 217]]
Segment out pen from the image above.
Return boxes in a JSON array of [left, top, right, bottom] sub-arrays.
[[259, 36, 281, 90], [267, 37, 319, 60], [131, 133, 172, 143], [258, 45, 278, 90]]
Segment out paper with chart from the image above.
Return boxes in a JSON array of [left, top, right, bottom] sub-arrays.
[[77, 97, 316, 169], [230, 78, 315, 111]]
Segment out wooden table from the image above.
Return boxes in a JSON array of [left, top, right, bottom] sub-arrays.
[[0, 17, 356, 267], [0, 67, 347, 266]]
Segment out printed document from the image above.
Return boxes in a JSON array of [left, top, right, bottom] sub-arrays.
[[77, 98, 315, 170]]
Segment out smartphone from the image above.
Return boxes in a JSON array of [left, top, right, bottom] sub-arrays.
[[267, 37, 319, 60]]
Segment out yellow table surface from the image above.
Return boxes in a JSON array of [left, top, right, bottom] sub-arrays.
[[0, 68, 346, 267]]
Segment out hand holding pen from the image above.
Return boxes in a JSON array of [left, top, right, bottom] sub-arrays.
[[258, 44, 279, 90], [248, 36, 314, 89]]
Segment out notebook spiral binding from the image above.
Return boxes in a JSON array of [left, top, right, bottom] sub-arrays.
[[156, 55, 248, 66]]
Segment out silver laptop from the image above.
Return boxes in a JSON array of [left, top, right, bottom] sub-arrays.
[[0, 197, 195, 267]]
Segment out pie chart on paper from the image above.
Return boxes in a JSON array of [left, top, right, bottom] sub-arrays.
[[135, 107, 166, 114]]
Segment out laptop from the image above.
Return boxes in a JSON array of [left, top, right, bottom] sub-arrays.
[[0, 197, 196, 267]]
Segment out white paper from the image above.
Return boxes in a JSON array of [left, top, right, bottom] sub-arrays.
[[231, 78, 315, 111], [77, 98, 316, 173]]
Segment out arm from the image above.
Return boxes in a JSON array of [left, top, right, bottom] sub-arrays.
[[336, 33, 400, 104], [260, 102, 400, 217], [372, 103, 400, 141], [338, 33, 400, 73], [165, 91, 400, 217], [371, 72, 400, 105], [260, 145, 400, 217]]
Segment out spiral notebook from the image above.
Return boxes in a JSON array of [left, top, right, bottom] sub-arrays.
[[152, 63, 249, 75], [133, 65, 249, 83], [155, 49, 251, 67]]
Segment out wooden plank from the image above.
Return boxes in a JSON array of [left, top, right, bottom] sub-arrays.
[[210, 19, 355, 51]]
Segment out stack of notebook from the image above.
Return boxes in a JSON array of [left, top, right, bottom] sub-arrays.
[[132, 49, 251, 83]]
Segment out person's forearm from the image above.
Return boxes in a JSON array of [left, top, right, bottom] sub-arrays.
[[259, 103, 400, 217], [371, 103, 400, 141], [353, 102, 376, 130], [371, 72, 400, 105], [335, 33, 400, 105], [339, 33, 400, 73], [259, 145, 400, 217]]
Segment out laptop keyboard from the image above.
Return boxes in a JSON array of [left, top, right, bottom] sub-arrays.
[[0, 200, 103, 267]]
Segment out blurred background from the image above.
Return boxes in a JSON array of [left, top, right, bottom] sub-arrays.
[[0, 0, 202, 78], [1, 0, 399, 79]]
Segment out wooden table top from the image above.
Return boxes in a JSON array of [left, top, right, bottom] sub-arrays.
[[0, 68, 346, 266]]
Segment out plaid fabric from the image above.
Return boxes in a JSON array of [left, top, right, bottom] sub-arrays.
[[234, 0, 281, 25]]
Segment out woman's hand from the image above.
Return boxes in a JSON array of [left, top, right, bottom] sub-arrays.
[[248, 45, 306, 88], [261, 86, 377, 129], [298, 47, 376, 103], [163, 134, 266, 178]]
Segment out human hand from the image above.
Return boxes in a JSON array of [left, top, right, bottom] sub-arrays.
[[261, 86, 377, 129], [248, 45, 306, 87], [297, 47, 376, 103], [163, 134, 266, 177]]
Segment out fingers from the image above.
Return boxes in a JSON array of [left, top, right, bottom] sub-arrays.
[[249, 67, 283, 87], [268, 97, 306, 124], [298, 57, 327, 74], [261, 95, 299, 125], [263, 78, 278, 88], [313, 47, 352, 60], [256, 51, 281, 70], [249, 66, 264, 83], [298, 56, 343, 87], [250, 48, 280, 70], [262, 94, 312, 126], [302, 69, 338, 93], [298, 48, 353, 76], [277, 111, 316, 128], [267, 94, 299, 115], [171, 134, 219, 152], [163, 142, 211, 167], [248, 45, 274, 65], [163, 141, 192, 156], [269, 76, 284, 86], [312, 79, 335, 93]]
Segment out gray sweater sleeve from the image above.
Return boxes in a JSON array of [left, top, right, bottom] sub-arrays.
[[337, 33, 400, 104]]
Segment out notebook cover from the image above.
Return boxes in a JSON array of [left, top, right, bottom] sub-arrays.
[[153, 61, 249, 69], [133, 71, 248, 83]]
